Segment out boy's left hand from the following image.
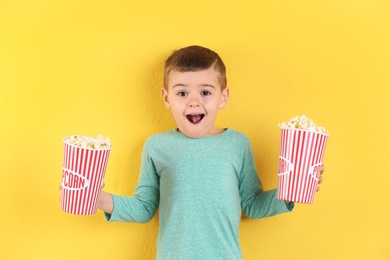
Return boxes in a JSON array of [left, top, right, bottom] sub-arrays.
[[316, 164, 325, 192]]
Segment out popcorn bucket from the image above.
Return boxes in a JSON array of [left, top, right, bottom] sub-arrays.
[[60, 137, 111, 215], [277, 129, 329, 204]]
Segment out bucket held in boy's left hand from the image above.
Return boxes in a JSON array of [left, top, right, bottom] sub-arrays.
[[277, 128, 329, 204], [60, 135, 111, 215]]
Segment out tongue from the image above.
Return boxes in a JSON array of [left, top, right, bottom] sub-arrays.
[[187, 114, 203, 124]]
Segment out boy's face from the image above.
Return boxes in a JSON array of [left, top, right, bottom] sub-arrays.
[[162, 67, 229, 138]]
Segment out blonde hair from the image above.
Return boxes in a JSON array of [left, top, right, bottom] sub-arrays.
[[164, 45, 227, 91]]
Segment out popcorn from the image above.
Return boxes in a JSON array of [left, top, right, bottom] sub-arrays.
[[279, 115, 329, 134], [64, 135, 111, 149]]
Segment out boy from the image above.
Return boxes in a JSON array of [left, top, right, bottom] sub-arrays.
[[97, 45, 324, 259]]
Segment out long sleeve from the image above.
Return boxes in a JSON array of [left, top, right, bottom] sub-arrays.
[[105, 140, 160, 223], [239, 138, 294, 219]]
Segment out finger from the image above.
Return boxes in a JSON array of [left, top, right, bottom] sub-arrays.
[[320, 164, 325, 174], [317, 171, 324, 192]]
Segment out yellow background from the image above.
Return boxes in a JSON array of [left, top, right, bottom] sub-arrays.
[[1, 0, 389, 259]]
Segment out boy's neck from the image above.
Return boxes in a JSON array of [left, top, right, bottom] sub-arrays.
[[177, 127, 227, 138]]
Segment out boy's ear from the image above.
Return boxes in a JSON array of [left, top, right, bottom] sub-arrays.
[[219, 88, 229, 109], [162, 88, 171, 109]]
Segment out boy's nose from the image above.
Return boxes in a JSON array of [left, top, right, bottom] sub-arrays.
[[188, 98, 200, 107], [188, 102, 200, 108]]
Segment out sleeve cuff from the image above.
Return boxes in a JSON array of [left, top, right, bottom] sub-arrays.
[[284, 201, 295, 211], [104, 212, 112, 221]]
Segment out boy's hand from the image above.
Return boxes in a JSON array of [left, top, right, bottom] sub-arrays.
[[316, 164, 325, 192]]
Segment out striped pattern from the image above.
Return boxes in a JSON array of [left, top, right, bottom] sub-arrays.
[[277, 128, 328, 204], [60, 141, 111, 215]]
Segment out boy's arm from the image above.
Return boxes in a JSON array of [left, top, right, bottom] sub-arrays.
[[102, 139, 160, 223]]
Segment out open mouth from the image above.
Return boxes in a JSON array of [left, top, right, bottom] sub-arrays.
[[186, 114, 205, 124]]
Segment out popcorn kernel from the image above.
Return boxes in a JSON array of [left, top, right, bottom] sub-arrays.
[[64, 135, 111, 149], [279, 115, 328, 134]]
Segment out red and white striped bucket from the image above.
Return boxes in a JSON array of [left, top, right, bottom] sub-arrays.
[[60, 138, 111, 215], [277, 128, 329, 204]]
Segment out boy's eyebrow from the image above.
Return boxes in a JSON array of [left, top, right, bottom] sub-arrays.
[[172, 83, 216, 89], [172, 83, 187, 88]]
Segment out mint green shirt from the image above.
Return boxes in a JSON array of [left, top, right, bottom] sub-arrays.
[[105, 129, 293, 259]]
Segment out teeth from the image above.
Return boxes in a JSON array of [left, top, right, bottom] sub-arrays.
[[186, 114, 204, 124]]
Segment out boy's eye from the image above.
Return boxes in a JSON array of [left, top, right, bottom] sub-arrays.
[[177, 91, 187, 97], [201, 91, 212, 96]]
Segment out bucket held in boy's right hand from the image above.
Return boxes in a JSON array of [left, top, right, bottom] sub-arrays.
[[60, 135, 111, 215], [276, 116, 329, 204]]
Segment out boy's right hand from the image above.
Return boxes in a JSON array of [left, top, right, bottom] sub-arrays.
[[97, 190, 114, 214]]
